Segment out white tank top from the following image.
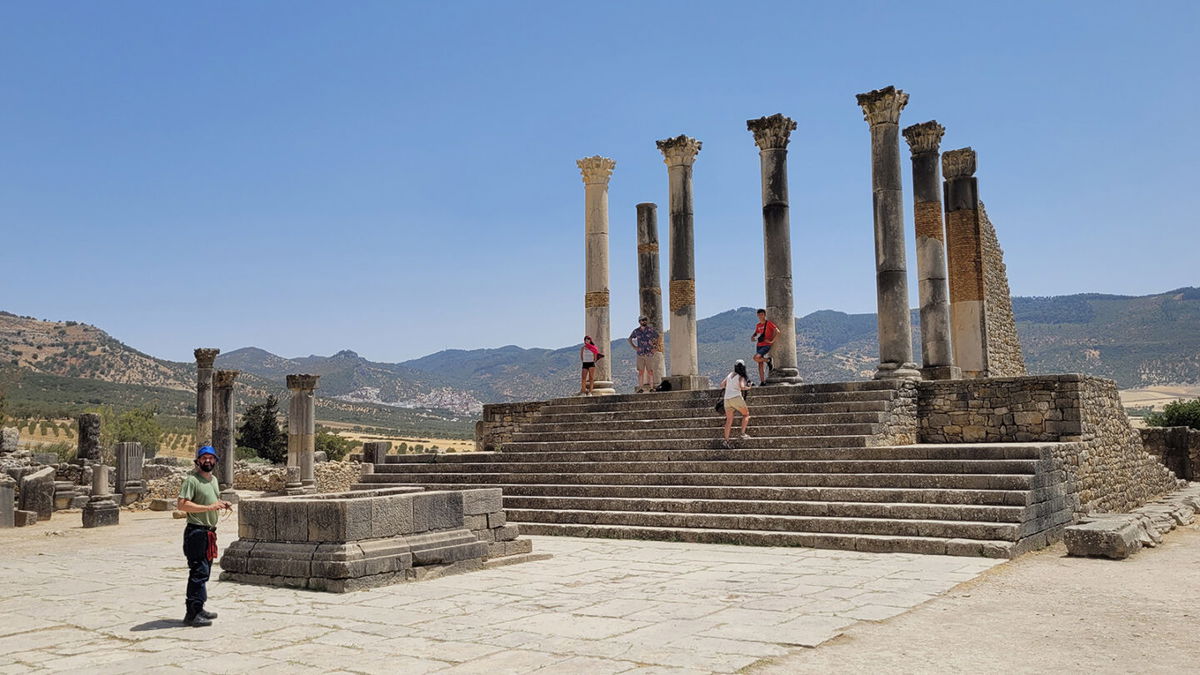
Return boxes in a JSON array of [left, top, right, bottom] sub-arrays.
[[723, 372, 744, 399]]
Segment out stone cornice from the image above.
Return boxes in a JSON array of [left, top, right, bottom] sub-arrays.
[[656, 135, 702, 167], [903, 120, 945, 155], [746, 113, 797, 150], [855, 86, 909, 126], [214, 370, 240, 388], [942, 147, 977, 179], [577, 156, 616, 185], [193, 348, 220, 368], [286, 374, 320, 391]]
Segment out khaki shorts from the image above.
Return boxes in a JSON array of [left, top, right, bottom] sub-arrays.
[[724, 395, 749, 413], [636, 354, 655, 371]]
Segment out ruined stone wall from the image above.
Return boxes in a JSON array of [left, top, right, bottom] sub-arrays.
[[1138, 426, 1199, 481], [979, 203, 1025, 377], [876, 380, 918, 445], [475, 401, 548, 452], [918, 374, 1181, 515]]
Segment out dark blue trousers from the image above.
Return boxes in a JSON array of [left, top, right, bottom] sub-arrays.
[[183, 524, 212, 614]]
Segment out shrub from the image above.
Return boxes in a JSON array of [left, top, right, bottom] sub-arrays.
[[1144, 398, 1200, 430], [315, 432, 359, 462], [237, 395, 286, 464], [43, 440, 74, 464]]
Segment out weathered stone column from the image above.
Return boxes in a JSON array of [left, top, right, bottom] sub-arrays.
[[194, 348, 220, 447], [943, 147, 988, 377], [577, 156, 617, 395], [635, 203, 667, 386], [76, 413, 101, 462], [82, 465, 119, 528], [287, 374, 319, 490], [114, 442, 146, 505], [213, 370, 240, 503], [747, 114, 802, 385], [656, 135, 708, 390], [856, 86, 921, 380], [903, 121, 960, 380]]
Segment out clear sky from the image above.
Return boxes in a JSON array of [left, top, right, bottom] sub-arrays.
[[2, 1, 1197, 363]]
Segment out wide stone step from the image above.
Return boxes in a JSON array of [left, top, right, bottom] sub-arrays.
[[511, 423, 883, 442], [520, 411, 888, 432], [352, 482, 1053, 506], [541, 380, 903, 407], [501, 435, 875, 451], [372, 458, 1043, 476], [508, 507, 1022, 541], [504, 495, 1031, 523], [358, 471, 1042, 490], [515, 522, 1015, 558], [539, 389, 897, 414], [541, 400, 892, 423]]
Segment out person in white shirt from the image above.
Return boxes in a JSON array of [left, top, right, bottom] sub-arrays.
[[719, 360, 752, 449]]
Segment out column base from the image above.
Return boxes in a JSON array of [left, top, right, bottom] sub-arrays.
[[920, 365, 961, 380], [589, 380, 617, 396], [763, 367, 804, 386], [874, 362, 922, 380], [665, 375, 712, 391]]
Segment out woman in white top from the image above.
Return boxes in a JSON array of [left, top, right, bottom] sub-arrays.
[[719, 360, 752, 448]]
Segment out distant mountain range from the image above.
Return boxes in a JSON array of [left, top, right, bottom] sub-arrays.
[[2, 287, 1198, 424]]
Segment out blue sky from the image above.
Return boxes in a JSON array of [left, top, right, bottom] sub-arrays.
[[2, 1, 1197, 363]]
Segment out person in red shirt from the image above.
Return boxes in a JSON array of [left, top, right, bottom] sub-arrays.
[[751, 308, 777, 385]]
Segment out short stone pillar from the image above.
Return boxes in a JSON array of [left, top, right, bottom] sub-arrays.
[[19, 467, 54, 521], [283, 466, 305, 496], [943, 148, 988, 378], [747, 113, 803, 385], [82, 465, 119, 528], [75, 413, 101, 463], [362, 441, 391, 465], [577, 156, 617, 396], [635, 203, 667, 386], [656, 134, 708, 390], [213, 370, 240, 503], [114, 442, 146, 505], [194, 348, 220, 447], [0, 476, 15, 528], [287, 374, 319, 490], [0, 427, 18, 455], [856, 86, 921, 380], [903, 121, 960, 380]]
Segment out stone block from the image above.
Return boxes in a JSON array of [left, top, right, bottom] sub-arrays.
[[1063, 517, 1144, 559], [149, 498, 174, 512], [69, 495, 88, 509], [275, 500, 308, 542], [306, 500, 348, 542], [238, 499, 277, 540], [462, 488, 503, 516], [344, 498, 374, 541], [15, 509, 37, 527], [494, 524, 520, 542], [487, 512, 507, 528], [407, 529, 488, 566], [412, 491, 464, 532], [82, 497, 120, 528], [464, 514, 488, 531], [0, 427, 18, 454], [19, 467, 55, 521], [0, 480, 14, 528], [371, 494, 414, 538]]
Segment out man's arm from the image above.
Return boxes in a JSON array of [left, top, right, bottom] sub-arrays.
[[177, 497, 230, 513]]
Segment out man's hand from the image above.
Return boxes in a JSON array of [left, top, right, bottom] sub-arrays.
[[211, 500, 232, 512]]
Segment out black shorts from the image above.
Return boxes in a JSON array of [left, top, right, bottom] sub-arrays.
[[582, 362, 595, 370]]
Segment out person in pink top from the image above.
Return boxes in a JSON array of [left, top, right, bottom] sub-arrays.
[[578, 336, 604, 396]]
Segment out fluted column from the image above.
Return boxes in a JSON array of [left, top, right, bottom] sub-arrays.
[[194, 348, 219, 447], [213, 370, 240, 502], [903, 121, 960, 380], [287, 374, 319, 490], [635, 203, 667, 386], [943, 148, 988, 378], [656, 135, 708, 390], [578, 156, 617, 396], [856, 86, 921, 380], [747, 114, 802, 385]]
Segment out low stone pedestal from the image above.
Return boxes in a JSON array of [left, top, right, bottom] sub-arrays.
[[15, 510, 37, 527], [220, 487, 530, 592], [82, 465, 119, 528]]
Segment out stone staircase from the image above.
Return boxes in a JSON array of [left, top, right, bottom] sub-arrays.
[[356, 382, 1074, 558]]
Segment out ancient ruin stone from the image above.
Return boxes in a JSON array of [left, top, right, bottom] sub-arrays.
[[76, 413, 101, 462], [0, 476, 15, 528], [19, 467, 55, 521], [82, 465, 119, 528], [0, 427, 18, 455]]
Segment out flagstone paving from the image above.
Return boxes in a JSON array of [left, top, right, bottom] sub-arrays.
[[0, 510, 1000, 673]]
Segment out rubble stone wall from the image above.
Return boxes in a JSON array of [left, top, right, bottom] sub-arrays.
[[877, 380, 918, 445], [918, 374, 1182, 515], [978, 204, 1025, 377], [476, 401, 548, 452], [1138, 426, 1199, 481]]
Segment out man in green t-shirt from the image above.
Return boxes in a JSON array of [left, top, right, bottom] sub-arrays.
[[177, 446, 231, 627]]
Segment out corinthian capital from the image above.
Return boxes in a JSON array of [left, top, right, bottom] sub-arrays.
[[194, 348, 220, 368], [903, 120, 945, 155], [746, 113, 797, 150], [286, 373, 320, 391], [656, 135, 702, 167], [214, 370, 240, 389], [855, 86, 909, 126], [942, 147, 977, 179], [577, 156, 616, 185]]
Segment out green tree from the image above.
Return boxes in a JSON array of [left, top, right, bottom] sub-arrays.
[[1144, 398, 1200, 430], [237, 395, 287, 464], [315, 431, 359, 462]]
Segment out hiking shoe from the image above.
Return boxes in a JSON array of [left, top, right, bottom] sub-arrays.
[[198, 608, 218, 620], [721, 439, 733, 450], [739, 433, 752, 440], [183, 612, 212, 628]]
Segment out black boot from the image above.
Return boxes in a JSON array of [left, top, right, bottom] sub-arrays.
[[198, 608, 218, 620], [183, 610, 212, 627]]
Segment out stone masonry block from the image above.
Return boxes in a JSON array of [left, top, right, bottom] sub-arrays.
[[238, 499, 276, 541], [14, 510, 37, 527], [462, 488, 503, 516], [19, 467, 55, 521], [1063, 517, 1144, 559], [464, 514, 488, 531], [344, 498, 374, 542], [412, 491, 464, 533], [275, 501, 309, 542], [494, 524, 520, 542], [487, 512, 506, 528], [307, 500, 348, 542], [371, 494, 415, 539]]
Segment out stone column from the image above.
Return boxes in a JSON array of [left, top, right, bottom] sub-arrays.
[[577, 156, 617, 395], [747, 113, 803, 385], [82, 465, 119, 528], [0, 476, 14, 528], [76, 413, 101, 462], [213, 370, 240, 503], [903, 121, 961, 380], [287, 374, 319, 490], [943, 147, 988, 377], [656, 135, 708, 390], [635, 203, 667, 386], [362, 441, 390, 465], [856, 86, 921, 380], [114, 442, 146, 505], [194, 348, 220, 447]]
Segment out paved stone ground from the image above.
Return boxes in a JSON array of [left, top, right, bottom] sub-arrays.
[[0, 510, 998, 673]]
